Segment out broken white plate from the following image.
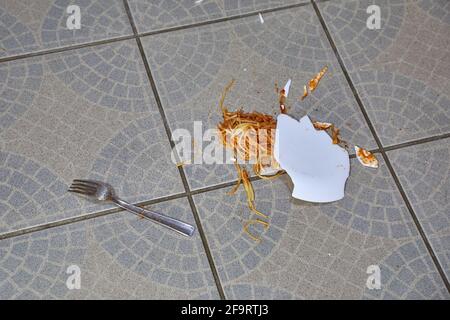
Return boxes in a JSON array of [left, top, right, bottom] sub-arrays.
[[274, 114, 350, 203]]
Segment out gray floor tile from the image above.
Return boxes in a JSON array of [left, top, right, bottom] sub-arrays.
[[220, 0, 303, 16], [387, 138, 450, 280], [0, 197, 219, 299], [128, 0, 305, 33], [128, 0, 224, 33], [0, 0, 133, 58], [0, 40, 184, 234], [142, 6, 378, 190], [193, 159, 449, 299], [318, 0, 450, 146], [0, 0, 448, 301]]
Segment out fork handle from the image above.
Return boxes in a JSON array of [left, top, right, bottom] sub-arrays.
[[112, 198, 195, 237]]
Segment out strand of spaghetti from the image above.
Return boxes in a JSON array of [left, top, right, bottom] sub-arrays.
[[244, 219, 270, 242], [228, 162, 243, 195], [219, 79, 236, 115], [241, 169, 268, 219]]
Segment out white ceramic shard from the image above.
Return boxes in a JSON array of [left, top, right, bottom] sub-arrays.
[[258, 13, 264, 24], [274, 114, 350, 203], [355, 146, 379, 168], [283, 79, 291, 97]]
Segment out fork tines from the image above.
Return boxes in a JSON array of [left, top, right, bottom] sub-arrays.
[[68, 179, 98, 195]]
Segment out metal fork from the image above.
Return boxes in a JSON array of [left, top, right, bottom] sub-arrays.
[[68, 179, 195, 237]]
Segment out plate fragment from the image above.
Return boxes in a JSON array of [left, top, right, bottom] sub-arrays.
[[355, 146, 379, 168], [274, 114, 350, 203]]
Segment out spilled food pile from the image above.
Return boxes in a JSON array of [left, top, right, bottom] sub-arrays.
[[217, 67, 379, 242], [217, 80, 281, 242]]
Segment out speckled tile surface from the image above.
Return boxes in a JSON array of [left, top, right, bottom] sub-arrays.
[[142, 6, 378, 190], [0, 198, 219, 299], [0, 40, 184, 234], [0, 0, 133, 58], [0, 0, 449, 300], [193, 160, 449, 299], [318, 0, 450, 146], [387, 139, 450, 280], [127, 0, 306, 33]]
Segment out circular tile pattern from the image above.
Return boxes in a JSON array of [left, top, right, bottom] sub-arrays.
[[89, 116, 183, 202], [93, 201, 211, 290], [388, 141, 450, 277], [365, 1, 450, 95], [144, 26, 230, 107], [416, 0, 450, 25], [222, 0, 296, 16], [0, 8, 39, 56], [354, 70, 450, 146], [289, 72, 376, 151], [40, 0, 131, 46], [226, 283, 293, 299], [195, 177, 408, 298], [0, 151, 76, 233], [321, 0, 405, 69], [363, 239, 449, 299], [320, 159, 416, 239], [233, 9, 333, 72], [0, 224, 88, 299], [129, 0, 223, 31], [46, 41, 153, 112], [195, 180, 290, 282], [0, 59, 43, 130], [390, 143, 450, 234]]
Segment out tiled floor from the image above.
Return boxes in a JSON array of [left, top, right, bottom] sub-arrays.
[[0, 0, 449, 299]]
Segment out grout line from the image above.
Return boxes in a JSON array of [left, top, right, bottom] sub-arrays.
[[137, 1, 311, 38], [0, 35, 136, 63], [122, 0, 139, 34], [0, 192, 187, 241], [383, 133, 450, 153], [346, 133, 450, 157], [311, 0, 450, 292], [0, 172, 267, 242], [190, 175, 264, 196], [0, 208, 119, 241], [191, 181, 246, 196], [382, 162, 450, 291], [1, 129, 438, 242], [313, 0, 334, 4], [0, 130, 439, 242], [185, 195, 227, 299], [0, 0, 447, 292], [130, 192, 188, 207], [0, 1, 311, 64], [122, 0, 226, 300]]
